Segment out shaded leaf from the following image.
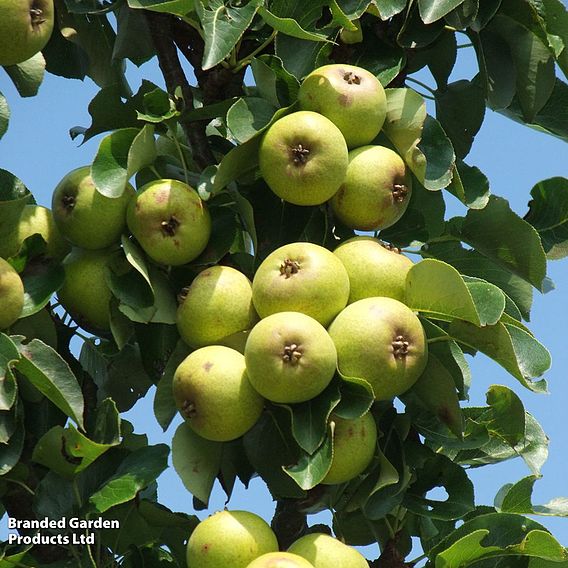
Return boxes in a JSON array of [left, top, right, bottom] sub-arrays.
[[226, 97, 276, 144], [251, 55, 301, 108], [3, 53, 46, 98], [0, 92, 9, 140], [418, 0, 466, 24]]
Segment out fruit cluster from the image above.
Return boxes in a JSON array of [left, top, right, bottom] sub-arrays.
[[186, 510, 368, 568], [259, 64, 412, 232]]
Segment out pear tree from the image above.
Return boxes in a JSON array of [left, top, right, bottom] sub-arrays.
[[1, 1, 568, 567]]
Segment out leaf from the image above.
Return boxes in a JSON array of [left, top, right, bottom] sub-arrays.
[[0, 418, 24, 475], [284, 427, 334, 490], [226, 97, 277, 144], [333, 380, 374, 420], [454, 196, 548, 291], [435, 79, 486, 159], [525, 177, 568, 260], [279, 382, 341, 454], [92, 126, 156, 198], [444, 0, 479, 29], [251, 55, 300, 108], [446, 160, 490, 210], [89, 444, 169, 512], [172, 422, 222, 505], [404, 440, 475, 520], [275, 35, 327, 80], [0, 92, 9, 140], [128, 0, 195, 17], [16, 339, 84, 429], [418, 0, 466, 24], [449, 319, 550, 393], [196, 0, 264, 70], [259, 7, 330, 42], [495, 475, 568, 517], [135, 323, 179, 382], [0, 170, 33, 256], [20, 259, 65, 318], [406, 259, 505, 326], [153, 341, 190, 431], [0, 334, 20, 411], [3, 53, 46, 98], [541, 0, 568, 78]]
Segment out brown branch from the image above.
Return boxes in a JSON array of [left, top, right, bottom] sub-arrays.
[[271, 499, 308, 550], [145, 12, 215, 170]]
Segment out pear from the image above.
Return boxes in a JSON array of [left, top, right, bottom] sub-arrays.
[[173, 345, 264, 442], [0, 0, 54, 66], [52, 166, 135, 250], [57, 248, 118, 334], [258, 111, 348, 206], [0, 258, 24, 330], [252, 242, 350, 327], [322, 412, 377, 485], [288, 533, 368, 567], [339, 20, 363, 45], [127, 179, 211, 266], [246, 552, 315, 568], [177, 265, 258, 348], [328, 297, 428, 400], [4, 205, 71, 261], [187, 510, 278, 568], [244, 312, 337, 404], [331, 145, 412, 231], [298, 64, 386, 148], [334, 237, 413, 304]]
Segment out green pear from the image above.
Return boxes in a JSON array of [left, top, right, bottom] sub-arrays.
[[187, 510, 278, 568], [252, 242, 350, 327], [331, 145, 412, 231], [322, 412, 377, 485], [258, 111, 348, 206], [298, 64, 386, 148], [334, 237, 413, 304], [173, 345, 264, 442], [246, 552, 315, 568], [0, 258, 24, 330], [244, 312, 337, 404], [4, 205, 71, 260], [127, 179, 211, 266], [177, 265, 258, 348], [339, 20, 363, 44], [0, 0, 54, 67], [57, 248, 118, 334], [52, 166, 135, 250], [288, 533, 368, 568], [328, 297, 428, 400]]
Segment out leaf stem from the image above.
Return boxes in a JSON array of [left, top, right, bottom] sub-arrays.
[[233, 30, 277, 73], [406, 77, 437, 96]]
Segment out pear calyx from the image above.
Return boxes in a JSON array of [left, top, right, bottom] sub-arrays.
[[282, 343, 303, 364], [280, 259, 300, 278]]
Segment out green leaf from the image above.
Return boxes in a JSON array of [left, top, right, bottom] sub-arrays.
[[525, 177, 568, 260], [154, 341, 191, 431], [196, 0, 264, 70], [435, 79, 486, 159], [0, 92, 8, 139], [403, 353, 463, 438], [128, 0, 195, 17], [495, 475, 568, 517], [444, 0, 479, 29], [92, 125, 156, 198], [371, 0, 407, 19], [417, 115, 456, 190], [259, 7, 330, 42], [484, 385, 526, 447], [251, 55, 301, 108], [193, 206, 238, 266], [3, 52, 46, 98], [454, 196, 548, 291], [89, 444, 169, 512], [0, 170, 33, 257], [137, 88, 180, 124], [406, 259, 505, 326], [430, 513, 567, 567], [279, 382, 341, 454], [135, 323, 179, 383], [243, 409, 305, 499], [172, 422, 222, 506], [449, 319, 550, 392], [275, 35, 327, 80], [446, 160, 490, 210], [16, 339, 84, 429], [0, 334, 20, 411], [227, 97, 277, 144], [488, 14, 556, 122], [418, 0, 466, 24], [0, 414, 24, 475], [541, 0, 568, 78], [333, 380, 374, 420], [284, 427, 334, 490], [404, 440, 475, 520], [20, 259, 65, 318]]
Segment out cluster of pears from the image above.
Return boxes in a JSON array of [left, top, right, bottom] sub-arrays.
[[259, 63, 412, 231], [0, 0, 55, 66], [173, 237, 428, 484], [0, 166, 212, 334], [185, 509, 369, 568]]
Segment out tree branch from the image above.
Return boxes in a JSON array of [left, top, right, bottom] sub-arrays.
[[271, 499, 308, 550], [145, 12, 215, 170]]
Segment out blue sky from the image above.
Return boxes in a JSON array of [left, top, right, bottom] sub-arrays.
[[1, 42, 567, 556]]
